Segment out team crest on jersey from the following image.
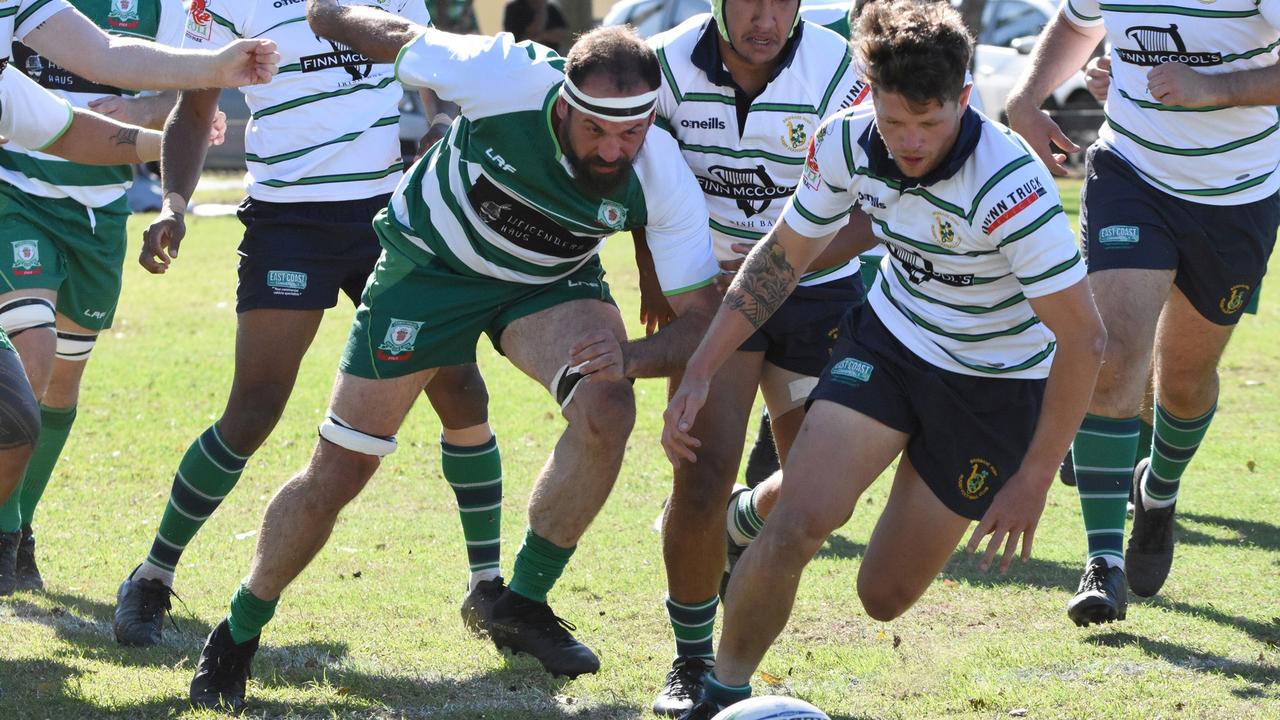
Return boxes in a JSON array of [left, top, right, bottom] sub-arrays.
[[781, 116, 808, 152], [931, 213, 959, 249], [958, 458, 997, 501], [11, 241, 40, 276], [1220, 284, 1251, 315], [108, 0, 140, 28], [377, 319, 423, 361], [596, 200, 628, 230], [186, 0, 212, 41]]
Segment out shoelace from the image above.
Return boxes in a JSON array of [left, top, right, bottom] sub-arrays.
[[664, 659, 710, 700], [526, 605, 580, 644], [138, 581, 189, 635], [1080, 564, 1108, 593]]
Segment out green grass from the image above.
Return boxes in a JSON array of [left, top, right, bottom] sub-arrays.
[[1, 178, 1278, 719]]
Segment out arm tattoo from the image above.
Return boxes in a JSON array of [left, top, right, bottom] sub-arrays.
[[723, 239, 798, 329], [110, 127, 139, 147]]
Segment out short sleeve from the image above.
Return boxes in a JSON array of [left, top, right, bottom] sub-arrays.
[[156, 0, 187, 48], [637, 131, 720, 296], [0, 69, 73, 151], [1060, 0, 1103, 28], [184, 0, 242, 48], [395, 29, 564, 119], [781, 114, 856, 239], [982, 161, 1085, 297], [397, 0, 433, 29], [14, 0, 73, 40]]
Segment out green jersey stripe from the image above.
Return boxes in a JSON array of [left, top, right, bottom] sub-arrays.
[[257, 161, 403, 188], [792, 196, 850, 226], [799, 262, 850, 283], [245, 116, 399, 165], [888, 263, 1026, 314], [254, 16, 304, 38], [871, 216, 999, 258], [253, 76, 396, 119], [657, 47, 683, 103], [279, 63, 302, 74], [685, 92, 735, 105], [15, 0, 53, 26], [0, 7, 17, 18], [663, 277, 715, 297], [709, 219, 763, 239], [966, 155, 1035, 220], [997, 206, 1066, 248], [1222, 38, 1280, 63], [880, 277, 1041, 342], [678, 142, 804, 165], [842, 118, 855, 175], [207, 9, 240, 36], [818, 51, 854, 117], [943, 339, 1057, 375], [1098, 3, 1258, 18], [1116, 89, 1227, 112], [1066, 0, 1101, 21], [1016, 252, 1082, 286], [1125, 158, 1273, 197], [0, 150, 130, 187], [1105, 113, 1280, 156], [750, 102, 817, 114]]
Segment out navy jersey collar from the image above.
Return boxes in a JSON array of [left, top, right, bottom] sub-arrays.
[[691, 16, 804, 91], [860, 107, 983, 190]]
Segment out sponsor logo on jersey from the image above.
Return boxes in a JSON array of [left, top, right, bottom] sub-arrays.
[[15, 43, 117, 95], [680, 117, 727, 130], [1098, 224, 1140, 248], [699, 165, 794, 218], [377, 318, 423, 361], [958, 458, 997, 501], [273, 0, 305, 7], [597, 200, 628, 230], [857, 192, 886, 210], [802, 136, 822, 190], [108, 0, 140, 29], [1220, 284, 1251, 314], [829, 357, 873, 385], [267, 270, 308, 296], [932, 212, 959, 249], [781, 116, 808, 151], [11, 240, 40, 276], [301, 40, 373, 81], [981, 176, 1048, 235], [1116, 24, 1221, 67], [186, 0, 213, 41], [888, 244, 974, 286], [485, 147, 517, 173]]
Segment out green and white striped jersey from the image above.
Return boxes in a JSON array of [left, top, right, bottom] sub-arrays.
[[1063, 0, 1280, 205], [650, 16, 868, 287], [786, 105, 1085, 379], [0, 0, 182, 208], [0, 67, 72, 150], [0, 0, 70, 67], [183, 0, 430, 202], [386, 30, 719, 292]]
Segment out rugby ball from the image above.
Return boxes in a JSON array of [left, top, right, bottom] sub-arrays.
[[712, 696, 831, 720]]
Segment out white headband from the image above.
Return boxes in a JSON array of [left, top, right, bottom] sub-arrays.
[[559, 75, 657, 122]]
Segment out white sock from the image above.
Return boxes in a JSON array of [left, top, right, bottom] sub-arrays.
[[133, 560, 175, 587], [468, 568, 499, 592]]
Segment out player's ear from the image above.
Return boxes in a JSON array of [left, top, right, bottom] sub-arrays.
[[958, 83, 973, 113], [555, 96, 569, 121]]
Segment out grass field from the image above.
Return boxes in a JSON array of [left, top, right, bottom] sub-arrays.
[[1, 178, 1278, 719]]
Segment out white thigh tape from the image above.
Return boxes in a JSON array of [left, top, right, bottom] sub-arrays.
[[318, 412, 397, 457], [551, 362, 589, 411], [0, 296, 54, 334], [788, 376, 819, 403], [55, 330, 97, 362]]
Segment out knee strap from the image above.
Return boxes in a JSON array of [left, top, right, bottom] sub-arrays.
[[318, 412, 397, 457], [55, 330, 97, 362], [0, 297, 55, 337], [551, 362, 588, 411]]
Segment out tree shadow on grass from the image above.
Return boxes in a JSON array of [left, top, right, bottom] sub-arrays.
[[1084, 631, 1280, 694], [815, 534, 866, 561], [1143, 596, 1280, 648], [1176, 511, 1280, 552], [937, 553, 1081, 593]]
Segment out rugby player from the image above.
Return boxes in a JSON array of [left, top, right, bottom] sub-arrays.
[[182, 5, 721, 711], [663, 3, 1105, 715], [1007, 0, 1280, 623]]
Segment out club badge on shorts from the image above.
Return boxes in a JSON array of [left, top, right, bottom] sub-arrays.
[[958, 458, 997, 501], [377, 319, 423, 361], [11, 240, 41, 276]]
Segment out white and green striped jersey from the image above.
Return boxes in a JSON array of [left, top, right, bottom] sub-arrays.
[[1062, 0, 1280, 205], [183, 0, 431, 202], [0, 0, 71, 67], [0, 0, 182, 208], [0, 67, 72, 150], [387, 30, 719, 292], [785, 105, 1085, 379], [651, 16, 868, 288]]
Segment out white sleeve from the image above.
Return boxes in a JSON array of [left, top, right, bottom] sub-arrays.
[[155, 0, 187, 48], [14, 0, 73, 40], [0, 70, 74, 151], [395, 29, 564, 119], [397, 0, 433, 28], [780, 114, 856, 239], [983, 161, 1086, 298], [638, 131, 720, 296], [184, 0, 242, 48], [1262, 0, 1280, 31], [824, 53, 870, 115], [1060, 0, 1103, 28]]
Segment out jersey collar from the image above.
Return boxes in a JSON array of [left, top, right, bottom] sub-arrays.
[[860, 107, 983, 190], [691, 16, 804, 92]]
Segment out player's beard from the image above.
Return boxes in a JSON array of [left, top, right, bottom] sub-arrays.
[[559, 120, 634, 198]]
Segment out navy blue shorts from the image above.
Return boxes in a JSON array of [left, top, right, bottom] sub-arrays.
[[235, 194, 389, 313], [738, 273, 865, 376], [1080, 144, 1278, 326], [807, 305, 1046, 520]]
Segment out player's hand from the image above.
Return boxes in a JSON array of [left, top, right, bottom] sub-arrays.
[[140, 198, 187, 274], [209, 109, 228, 146], [1084, 56, 1111, 103], [569, 331, 626, 383], [718, 241, 754, 274], [213, 39, 281, 88], [662, 375, 708, 467], [964, 469, 1051, 573], [638, 269, 676, 337], [1005, 97, 1079, 177], [1147, 62, 1220, 109], [87, 95, 143, 125]]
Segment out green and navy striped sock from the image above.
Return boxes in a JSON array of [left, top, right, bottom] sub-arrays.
[[1072, 414, 1140, 569], [1144, 402, 1215, 510], [667, 594, 718, 659]]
